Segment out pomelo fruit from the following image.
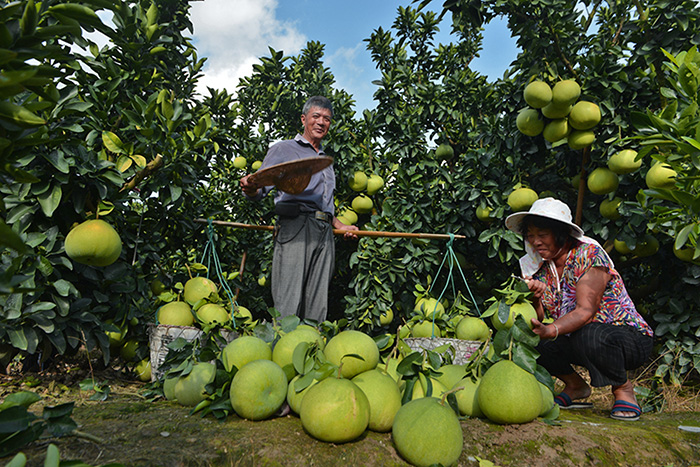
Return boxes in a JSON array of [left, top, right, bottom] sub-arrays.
[[64, 219, 122, 267], [633, 234, 659, 257], [233, 305, 253, 324], [569, 101, 601, 130], [523, 81, 552, 108], [352, 369, 402, 432], [221, 335, 272, 372], [414, 297, 445, 319], [173, 362, 216, 407], [348, 171, 368, 191], [516, 108, 544, 136], [251, 160, 262, 170], [286, 374, 318, 415], [351, 194, 373, 214], [607, 149, 641, 174], [195, 303, 230, 326], [410, 373, 448, 400], [411, 320, 441, 338], [646, 162, 677, 189], [366, 174, 385, 194], [541, 102, 572, 119], [614, 238, 633, 255], [507, 187, 538, 212], [163, 375, 178, 400], [455, 316, 490, 341], [435, 364, 467, 390], [392, 397, 464, 467], [453, 376, 483, 417], [233, 156, 247, 168], [379, 308, 394, 325], [551, 79, 581, 107], [542, 118, 570, 143], [568, 130, 595, 150], [324, 330, 379, 378], [272, 327, 324, 380], [157, 301, 194, 326], [134, 359, 151, 382], [183, 277, 218, 305], [538, 381, 555, 416], [338, 207, 358, 225], [300, 377, 370, 443], [477, 360, 542, 424], [476, 205, 493, 222], [435, 143, 455, 160], [599, 197, 622, 220], [119, 339, 139, 362], [587, 167, 619, 195], [377, 356, 402, 384], [491, 301, 537, 330], [673, 243, 698, 263], [229, 359, 287, 420]]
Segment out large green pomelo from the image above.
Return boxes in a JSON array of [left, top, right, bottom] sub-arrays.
[[195, 303, 230, 326], [119, 339, 139, 362], [453, 376, 483, 417], [435, 364, 467, 391], [134, 359, 151, 382], [351, 194, 373, 214], [413, 297, 445, 319], [646, 162, 677, 189], [538, 381, 555, 416], [300, 377, 370, 443], [229, 359, 287, 420], [632, 234, 659, 257], [183, 277, 218, 305], [272, 327, 324, 381], [507, 187, 538, 212], [163, 376, 178, 400], [157, 301, 194, 326], [352, 369, 402, 432], [221, 335, 272, 372], [587, 167, 619, 195], [286, 374, 318, 415], [551, 79, 581, 107], [435, 143, 455, 160], [366, 174, 385, 195], [410, 374, 448, 400], [392, 397, 464, 467], [455, 316, 490, 341], [568, 130, 595, 150], [324, 330, 379, 379], [607, 149, 641, 174], [542, 118, 570, 143], [348, 171, 368, 191], [477, 360, 542, 424], [377, 356, 402, 383], [411, 320, 441, 338], [523, 81, 552, 108], [173, 362, 216, 407], [64, 219, 122, 267], [599, 197, 622, 220], [516, 108, 544, 136], [491, 301, 537, 330], [541, 102, 572, 119], [569, 101, 601, 130]]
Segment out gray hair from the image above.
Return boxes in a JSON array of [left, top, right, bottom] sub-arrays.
[[302, 96, 333, 118]]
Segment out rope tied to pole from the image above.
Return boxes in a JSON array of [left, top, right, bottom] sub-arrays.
[[199, 218, 238, 329]]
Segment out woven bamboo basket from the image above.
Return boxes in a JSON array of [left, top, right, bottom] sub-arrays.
[[148, 324, 236, 381], [403, 337, 486, 365]]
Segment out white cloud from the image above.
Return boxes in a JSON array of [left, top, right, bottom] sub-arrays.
[[189, 0, 306, 97]]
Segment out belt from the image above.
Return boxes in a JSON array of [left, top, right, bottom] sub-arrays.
[[300, 210, 332, 223]]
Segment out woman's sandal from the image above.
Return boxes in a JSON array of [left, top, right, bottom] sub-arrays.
[[554, 392, 594, 409], [610, 400, 641, 421]]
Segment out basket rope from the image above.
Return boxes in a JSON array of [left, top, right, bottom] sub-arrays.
[[199, 218, 238, 329], [425, 233, 480, 338]]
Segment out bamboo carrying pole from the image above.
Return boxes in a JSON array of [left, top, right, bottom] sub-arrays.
[[194, 218, 465, 240]]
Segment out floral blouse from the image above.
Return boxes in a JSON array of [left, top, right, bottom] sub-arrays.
[[533, 242, 653, 337]]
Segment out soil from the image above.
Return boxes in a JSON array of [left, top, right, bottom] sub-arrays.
[[1, 363, 700, 467]]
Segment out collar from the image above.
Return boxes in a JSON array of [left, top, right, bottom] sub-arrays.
[[294, 133, 325, 154]]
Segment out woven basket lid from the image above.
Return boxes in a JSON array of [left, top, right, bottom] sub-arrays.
[[249, 156, 333, 194]]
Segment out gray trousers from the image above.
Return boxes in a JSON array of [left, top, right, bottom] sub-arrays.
[[271, 213, 334, 322]]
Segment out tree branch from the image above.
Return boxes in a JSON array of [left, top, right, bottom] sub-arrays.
[[120, 154, 164, 192]]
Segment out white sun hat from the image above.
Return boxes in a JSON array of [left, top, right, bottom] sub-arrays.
[[505, 197, 584, 239]]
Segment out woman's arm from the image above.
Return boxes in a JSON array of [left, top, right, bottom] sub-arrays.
[[531, 266, 610, 339]]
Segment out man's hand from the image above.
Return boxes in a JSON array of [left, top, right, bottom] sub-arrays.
[[240, 174, 260, 197], [333, 219, 359, 240]]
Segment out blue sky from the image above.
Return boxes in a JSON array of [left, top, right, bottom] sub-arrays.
[[189, 0, 520, 113]]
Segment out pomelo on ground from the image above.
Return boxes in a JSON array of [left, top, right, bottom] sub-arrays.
[[229, 359, 287, 420], [352, 369, 402, 432], [157, 301, 194, 326], [551, 79, 581, 107], [286, 375, 318, 414], [351, 194, 373, 214], [377, 356, 402, 383], [599, 197, 622, 220], [324, 330, 379, 378], [516, 108, 544, 136], [65, 219, 122, 267], [477, 359, 542, 424], [221, 335, 272, 372], [410, 373, 448, 400], [348, 171, 368, 191], [538, 381, 555, 416], [569, 101, 601, 130], [233, 305, 253, 324], [183, 277, 218, 305], [163, 375, 178, 400], [587, 167, 619, 195], [272, 327, 324, 380], [173, 362, 216, 407], [135, 359, 151, 382], [608, 149, 641, 174], [411, 320, 441, 338], [523, 81, 552, 108], [392, 397, 464, 467], [195, 303, 230, 326], [455, 316, 490, 341], [646, 162, 677, 190], [300, 377, 370, 443], [120, 340, 139, 362], [435, 364, 467, 390], [453, 376, 483, 417], [507, 187, 538, 212], [491, 301, 537, 330]]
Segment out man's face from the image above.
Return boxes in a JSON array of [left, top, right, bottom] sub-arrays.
[[301, 106, 332, 142]]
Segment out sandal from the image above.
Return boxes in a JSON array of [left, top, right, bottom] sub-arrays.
[[554, 392, 593, 409], [610, 400, 641, 421]]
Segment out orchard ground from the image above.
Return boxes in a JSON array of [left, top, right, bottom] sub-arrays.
[[1, 355, 699, 467]]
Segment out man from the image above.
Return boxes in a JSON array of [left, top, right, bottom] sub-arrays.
[[240, 96, 358, 322]]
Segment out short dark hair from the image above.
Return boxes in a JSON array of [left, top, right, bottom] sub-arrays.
[[302, 96, 333, 118], [520, 215, 573, 248]]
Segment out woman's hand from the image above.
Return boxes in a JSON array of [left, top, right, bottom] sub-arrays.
[[524, 276, 546, 299]]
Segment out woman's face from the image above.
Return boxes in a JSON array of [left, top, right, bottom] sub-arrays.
[[525, 225, 561, 261]]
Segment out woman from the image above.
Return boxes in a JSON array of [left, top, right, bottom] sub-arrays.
[[505, 197, 653, 421]]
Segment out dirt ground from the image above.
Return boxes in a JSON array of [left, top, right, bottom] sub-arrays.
[[1, 364, 700, 467]]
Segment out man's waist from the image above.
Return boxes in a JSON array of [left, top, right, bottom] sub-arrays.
[[275, 202, 331, 223]]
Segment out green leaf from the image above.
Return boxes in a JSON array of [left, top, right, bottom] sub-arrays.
[[102, 131, 125, 154], [37, 184, 62, 217], [0, 219, 26, 253]]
